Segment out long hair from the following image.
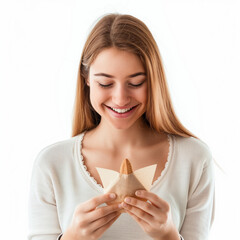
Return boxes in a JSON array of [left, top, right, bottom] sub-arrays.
[[71, 13, 199, 139]]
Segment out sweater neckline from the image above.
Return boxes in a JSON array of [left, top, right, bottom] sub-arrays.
[[75, 131, 174, 192]]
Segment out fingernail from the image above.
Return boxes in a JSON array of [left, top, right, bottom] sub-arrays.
[[124, 197, 131, 203], [135, 190, 141, 196], [118, 203, 123, 208], [110, 193, 116, 199]]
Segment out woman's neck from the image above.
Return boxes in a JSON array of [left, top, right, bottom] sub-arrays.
[[87, 118, 161, 152]]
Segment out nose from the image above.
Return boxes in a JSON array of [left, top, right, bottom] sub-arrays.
[[112, 85, 131, 107]]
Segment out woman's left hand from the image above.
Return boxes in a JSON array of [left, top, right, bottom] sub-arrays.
[[121, 190, 180, 240]]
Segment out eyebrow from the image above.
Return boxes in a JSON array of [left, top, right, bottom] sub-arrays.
[[93, 72, 146, 78]]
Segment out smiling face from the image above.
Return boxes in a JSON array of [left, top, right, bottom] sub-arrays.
[[87, 47, 147, 130]]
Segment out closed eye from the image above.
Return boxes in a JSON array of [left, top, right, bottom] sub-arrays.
[[97, 80, 146, 88], [128, 81, 145, 88], [98, 83, 112, 88]]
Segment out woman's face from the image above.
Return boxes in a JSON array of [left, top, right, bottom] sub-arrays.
[[87, 47, 147, 130]]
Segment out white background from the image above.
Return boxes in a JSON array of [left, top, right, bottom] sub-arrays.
[[0, 0, 239, 239]]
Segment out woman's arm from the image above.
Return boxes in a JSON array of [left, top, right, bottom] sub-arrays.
[[28, 153, 62, 240], [180, 156, 215, 240]]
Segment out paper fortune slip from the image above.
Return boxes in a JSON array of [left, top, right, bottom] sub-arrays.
[[96, 158, 157, 211]]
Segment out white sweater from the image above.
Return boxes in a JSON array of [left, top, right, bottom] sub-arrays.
[[28, 132, 215, 240]]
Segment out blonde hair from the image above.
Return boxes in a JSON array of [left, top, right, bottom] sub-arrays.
[[71, 13, 199, 139]]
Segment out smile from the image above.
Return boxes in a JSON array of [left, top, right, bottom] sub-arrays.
[[104, 104, 139, 115], [110, 107, 134, 114]]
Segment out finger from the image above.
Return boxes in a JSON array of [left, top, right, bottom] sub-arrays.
[[87, 203, 122, 222], [126, 210, 149, 227], [122, 201, 153, 223], [135, 190, 169, 210], [93, 212, 121, 238], [89, 211, 121, 232], [123, 197, 156, 216], [81, 193, 117, 212]]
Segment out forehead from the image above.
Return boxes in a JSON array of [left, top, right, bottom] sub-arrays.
[[89, 48, 145, 77]]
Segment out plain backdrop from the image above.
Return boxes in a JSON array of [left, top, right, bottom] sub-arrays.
[[0, 0, 239, 239]]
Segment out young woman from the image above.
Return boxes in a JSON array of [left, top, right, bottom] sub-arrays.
[[28, 14, 215, 240]]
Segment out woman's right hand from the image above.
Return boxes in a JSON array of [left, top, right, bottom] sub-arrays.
[[61, 193, 122, 240]]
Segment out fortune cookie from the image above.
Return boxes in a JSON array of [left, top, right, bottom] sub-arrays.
[[96, 159, 157, 212]]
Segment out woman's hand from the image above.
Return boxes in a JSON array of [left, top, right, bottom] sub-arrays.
[[61, 193, 122, 240], [121, 190, 180, 240]]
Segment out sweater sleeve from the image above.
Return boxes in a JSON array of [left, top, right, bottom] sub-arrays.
[[28, 151, 62, 240], [180, 155, 215, 240]]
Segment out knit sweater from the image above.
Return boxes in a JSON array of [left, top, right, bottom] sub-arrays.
[[28, 132, 215, 240]]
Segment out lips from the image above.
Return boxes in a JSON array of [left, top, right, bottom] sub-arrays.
[[104, 104, 139, 115], [103, 104, 141, 120], [110, 106, 134, 114], [105, 105, 138, 114]]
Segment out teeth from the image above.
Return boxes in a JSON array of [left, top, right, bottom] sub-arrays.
[[111, 107, 133, 113]]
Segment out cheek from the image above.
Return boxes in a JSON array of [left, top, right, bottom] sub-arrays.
[[136, 86, 148, 103], [89, 86, 107, 106], [143, 88, 148, 102]]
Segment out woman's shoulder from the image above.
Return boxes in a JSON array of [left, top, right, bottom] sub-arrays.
[[172, 134, 213, 166], [33, 134, 81, 170]]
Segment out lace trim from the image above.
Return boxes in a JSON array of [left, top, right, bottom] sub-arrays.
[[77, 132, 173, 191], [151, 134, 173, 188], [77, 132, 104, 190]]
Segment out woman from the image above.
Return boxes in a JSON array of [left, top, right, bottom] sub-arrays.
[[28, 14, 215, 240]]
